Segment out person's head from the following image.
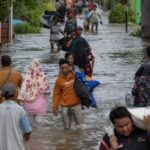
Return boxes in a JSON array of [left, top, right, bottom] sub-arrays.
[[109, 106, 134, 137], [75, 26, 83, 36], [67, 10, 74, 18], [146, 46, 150, 58], [59, 58, 69, 76], [1, 55, 11, 67], [1, 83, 16, 99], [65, 52, 75, 66], [27, 59, 42, 77], [93, 4, 97, 10]]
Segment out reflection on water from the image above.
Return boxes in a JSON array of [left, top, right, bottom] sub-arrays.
[[0, 14, 149, 150]]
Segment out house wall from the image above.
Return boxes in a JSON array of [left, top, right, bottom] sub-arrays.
[[130, 0, 141, 24], [135, 0, 141, 24], [0, 22, 9, 43]]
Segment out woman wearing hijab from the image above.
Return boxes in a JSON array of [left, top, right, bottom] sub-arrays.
[[19, 59, 50, 124], [65, 51, 81, 72]]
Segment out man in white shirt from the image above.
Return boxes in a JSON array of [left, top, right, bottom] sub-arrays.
[[0, 83, 32, 150], [90, 4, 102, 33]]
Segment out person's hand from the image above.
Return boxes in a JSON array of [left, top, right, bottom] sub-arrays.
[[144, 115, 150, 132], [53, 108, 58, 116], [109, 135, 119, 150]]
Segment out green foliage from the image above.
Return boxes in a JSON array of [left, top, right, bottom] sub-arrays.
[[43, 2, 56, 11], [100, 0, 114, 10], [109, 3, 135, 23], [130, 29, 141, 37], [0, 0, 10, 21], [109, 3, 125, 23], [101, 0, 124, 10], [14, 22, 40, 34], [0, 0, 55, 33], [13, 0, 55, 27], [128, 8, 135, 23]]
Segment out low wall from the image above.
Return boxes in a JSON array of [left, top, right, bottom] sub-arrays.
[[0, 21, 9, 43]]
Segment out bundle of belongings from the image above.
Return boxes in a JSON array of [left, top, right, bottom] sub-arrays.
[[74, 72, 100, 108], [128, 107, 150, 130]]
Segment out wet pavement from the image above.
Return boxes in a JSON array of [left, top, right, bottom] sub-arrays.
[[1, 9, 150, 150]]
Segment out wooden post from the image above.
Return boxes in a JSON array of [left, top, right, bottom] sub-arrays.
[[125, 0, 128, 33], [0, 21, 1, 45]]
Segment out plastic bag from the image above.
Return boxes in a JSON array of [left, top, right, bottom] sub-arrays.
[[128, 107, 150, 130]]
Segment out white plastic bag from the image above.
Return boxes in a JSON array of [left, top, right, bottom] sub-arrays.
[[128, 107, 150, 130]]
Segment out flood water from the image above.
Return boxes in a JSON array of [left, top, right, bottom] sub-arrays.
[[1, 10, 150, 150]]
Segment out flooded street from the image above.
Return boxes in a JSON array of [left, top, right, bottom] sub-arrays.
[[1, 10, 150, 150]]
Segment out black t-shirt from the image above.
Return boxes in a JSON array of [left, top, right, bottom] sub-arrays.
[[100, 128, 150, 150], [135, 61, 150, 77]]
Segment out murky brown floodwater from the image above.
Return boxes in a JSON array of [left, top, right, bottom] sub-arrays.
[[1, 9, 150, 150]]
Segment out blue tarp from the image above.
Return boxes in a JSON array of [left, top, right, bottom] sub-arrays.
[[75, 72, 100, 108], [12, 19, 24, 26]]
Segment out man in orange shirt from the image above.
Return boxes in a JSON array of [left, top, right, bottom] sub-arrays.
[[0, 55, 23, 103], [53, 59, 83, 129]]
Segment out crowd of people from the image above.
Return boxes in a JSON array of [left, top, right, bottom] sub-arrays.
[[0, 54, 150, 150], [0, 50, 96, 149], [49, 0, 102, 52], [1, 0, 150, 149]]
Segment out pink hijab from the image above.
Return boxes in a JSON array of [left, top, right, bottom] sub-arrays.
[[19, 59, 50, 101]]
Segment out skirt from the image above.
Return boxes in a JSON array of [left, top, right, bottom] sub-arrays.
[[23, 93, 47, 116]]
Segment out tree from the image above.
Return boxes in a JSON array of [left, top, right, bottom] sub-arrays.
[[0, 0, 11, 21], [13, 0, 51, 26]]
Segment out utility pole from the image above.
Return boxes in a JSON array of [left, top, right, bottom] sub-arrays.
[[125, 0, 128, 33], [0, 21, 1, 45], [9, 1, 13, 42]]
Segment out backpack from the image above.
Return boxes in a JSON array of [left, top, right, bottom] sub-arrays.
[[66, 19, 76, 34]]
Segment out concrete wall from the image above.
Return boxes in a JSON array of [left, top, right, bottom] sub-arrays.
[[141, 0, 150, 38]]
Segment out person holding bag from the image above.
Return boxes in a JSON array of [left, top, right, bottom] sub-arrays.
[[19, 59, 50, 125], [0, 55, 23, 103], [99, 106, 150, 150], [53, 59, 83, 129]]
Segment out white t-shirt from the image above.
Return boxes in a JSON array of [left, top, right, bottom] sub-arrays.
[[0, 101, 32, 150], [90, 10, 101, 23]]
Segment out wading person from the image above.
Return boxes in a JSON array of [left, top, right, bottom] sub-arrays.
[[64, 10, 77, 36], [0, 83, 32, 150], [83, 8, 90, 32], [19, 59, 50, 125], [90, 4, 102, 34], [65, 51, 81, 72], [132, 46, 150, 107], [70, 26, 95, 77], [99, 106, 150, 150], [0, 55, 23, 103], [53, 59, 83, 129], [50, 20, 64, 52]]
